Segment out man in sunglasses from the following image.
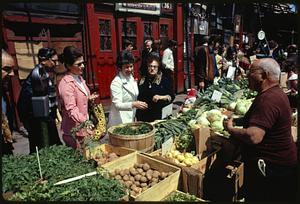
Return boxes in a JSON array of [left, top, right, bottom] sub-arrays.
[[18, 47, 62, 153], [2, 49, 15, 155]]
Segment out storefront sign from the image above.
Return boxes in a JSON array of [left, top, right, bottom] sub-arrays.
[[115, 3, 160, 15], [161, 3, 173, 13]]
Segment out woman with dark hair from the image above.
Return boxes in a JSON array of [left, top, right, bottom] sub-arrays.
[[57, 46, 98, 149], [108, 50, 148, 127], [136, 55, 175, 122]]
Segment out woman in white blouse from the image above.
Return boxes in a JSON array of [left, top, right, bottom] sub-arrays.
[[108, 51, 148, 127]]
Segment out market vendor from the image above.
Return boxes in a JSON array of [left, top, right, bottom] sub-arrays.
[[223, 58, 297, 202]]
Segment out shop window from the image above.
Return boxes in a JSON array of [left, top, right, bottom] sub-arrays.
[[121, 21, 137, 50], [99, 19, 112, 51], [144, 22, 153, 41], [160, 24, 169, 43]]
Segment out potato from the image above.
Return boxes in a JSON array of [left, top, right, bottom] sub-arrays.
[[150, 181, 157, 187], [137, 163, 143, 168], [134, 181, 140, 187], [146, 169, 153, 175], [115, 168, 121, 175], [134, 174, 141, 181], [123, 175, 129, 181], [152, 177, 158, 183], [160, 172, 167, 179], [130, 184, 137, 190], [129, 176, 135, 182], [120, 170, 126, 177], [141, 172, 146, 176], [146, 173, 152, 181], [133, 187, 141, 194], [142, 163, 150, 171], [130, 168, 138, 176], [115, 175, 122, 180], [152, 171, 160, 178], [124, 169, 130, 175], [125, 180, 133, 188], [134, 163, 139, 168], [140, 182, 147, 188], [140, 176, 147, 183], [142, 186, 148, 192], [136, 168, 143, 174]]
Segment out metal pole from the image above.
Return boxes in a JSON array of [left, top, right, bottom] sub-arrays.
[[40, 119, 49, 147]]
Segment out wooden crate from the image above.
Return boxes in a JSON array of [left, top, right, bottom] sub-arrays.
[[83, 143, 136, 162], [147, 148, 220, 199], [162, 190, 207, 202], [102, 152, 181, 201]]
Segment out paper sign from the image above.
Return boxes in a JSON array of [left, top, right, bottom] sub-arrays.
[[161, 103, 173, 119], [226, 66, 236, 80], [162, 137, 173, 156], [211, 90, 223, 102]]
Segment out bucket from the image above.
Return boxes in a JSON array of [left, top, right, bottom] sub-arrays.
[[108, 122, 155, 153]]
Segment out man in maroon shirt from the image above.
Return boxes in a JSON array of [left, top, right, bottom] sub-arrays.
[[224, 58, 297, 202]]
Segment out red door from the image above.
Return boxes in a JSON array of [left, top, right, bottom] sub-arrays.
[[94, 13, 117, 98], [118, 17, 143, 79]]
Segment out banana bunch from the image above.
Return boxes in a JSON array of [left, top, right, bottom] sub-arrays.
[[165, 150, 199, 167], [92, 103, 106, 140]]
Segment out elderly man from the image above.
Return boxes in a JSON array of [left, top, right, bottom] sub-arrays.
[[224, 58, 297, 202], [2, 50, 15, 154]]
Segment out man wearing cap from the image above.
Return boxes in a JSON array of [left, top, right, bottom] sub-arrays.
[[18, 47, 62, 153]]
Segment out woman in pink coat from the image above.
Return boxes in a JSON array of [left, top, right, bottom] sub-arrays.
[[57, 46, 98, 149]]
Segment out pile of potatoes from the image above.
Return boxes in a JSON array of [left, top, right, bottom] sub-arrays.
[[110, 162, 173, 196], [93, 151, 119, 165]]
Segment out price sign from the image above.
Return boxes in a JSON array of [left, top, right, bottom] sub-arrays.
[[211, 90, 223, 102], [226, 66, 236, 80], [161, 103, 173, 119], [162, 137, 173, 156]]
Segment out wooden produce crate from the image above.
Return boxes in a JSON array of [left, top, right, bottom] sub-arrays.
[[83, 143, 136, 163], [162, 190, 207, 202], [102, 152, 181, 201], [148, 148, 220, 199]]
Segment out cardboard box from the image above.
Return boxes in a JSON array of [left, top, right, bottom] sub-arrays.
[[102, 152, 181, 201], [193, 127, 211, 155], [280, 72, 288, 88], [225, 160, 244, 202]]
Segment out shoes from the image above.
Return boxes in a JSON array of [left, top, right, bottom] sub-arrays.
[[19, 126, 29, 137]]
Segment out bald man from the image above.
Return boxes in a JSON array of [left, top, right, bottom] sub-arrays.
[[2, 49, 15, 154], [224, 58, 297, 202]]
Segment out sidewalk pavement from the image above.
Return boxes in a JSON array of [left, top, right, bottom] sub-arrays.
[[12, 93, 187, 156]]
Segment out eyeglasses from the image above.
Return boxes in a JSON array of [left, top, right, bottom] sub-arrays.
[[2, 66, 14, 74], [73, 62, 86, 67], [148, 65, 159, 69]]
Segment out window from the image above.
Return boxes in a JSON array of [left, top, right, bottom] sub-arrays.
[[121, 21, 137, 50], [144, 22, 153, 41], [99, 19, 112, 50]]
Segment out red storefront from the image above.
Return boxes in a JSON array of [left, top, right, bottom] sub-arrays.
[[85, 3, 185, 98]]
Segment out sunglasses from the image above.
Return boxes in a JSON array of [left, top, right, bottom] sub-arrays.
[[73, 62, 86, 67], [2, 66, 14, 74]]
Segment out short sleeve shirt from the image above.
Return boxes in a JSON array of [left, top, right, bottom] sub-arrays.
[[242, 85, 297, 166]]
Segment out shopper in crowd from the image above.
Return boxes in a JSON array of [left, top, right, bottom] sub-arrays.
[[57, 46, 98, 149], [152, 39, 162, 58], [140, 39, 156, 77], [224, 58, 297, 202], [2, 49, 15, 155], [18, 47, 62, 153], [136, 55, 175, 122], [162, 39, 177, 89], [123, 39, 134, 53], [108, 50, 148, 128], [195, 36, 218, 90]]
